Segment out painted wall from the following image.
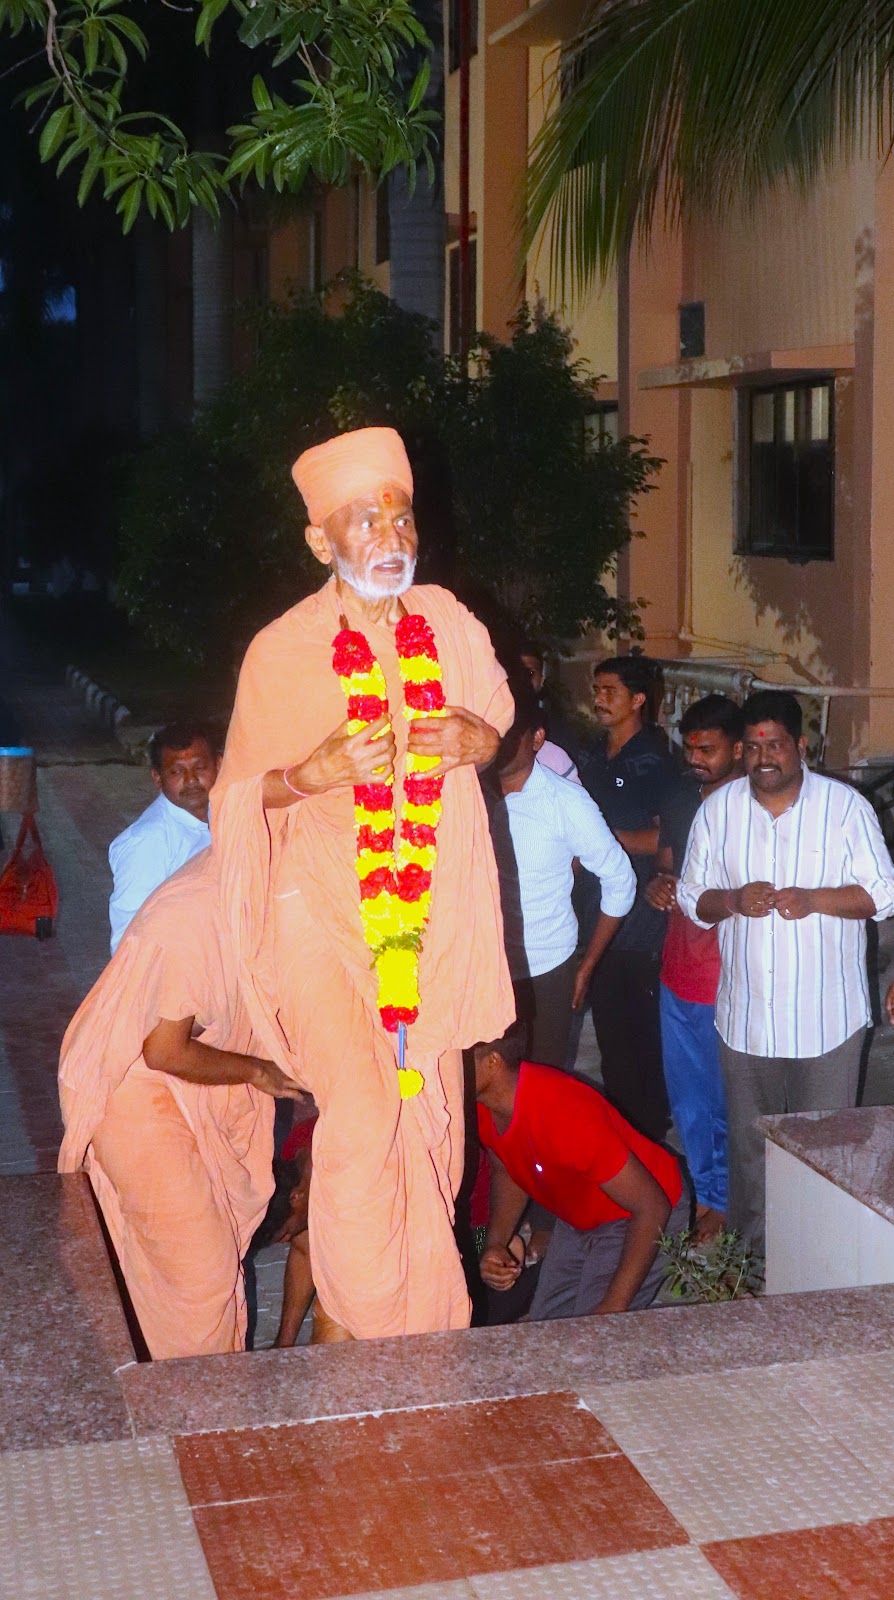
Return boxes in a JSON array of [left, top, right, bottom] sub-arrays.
[[683, 383, 861, 697], [626, 235, 686, 657], [525, 44, 618, 383], [685, 167, 858, 357]]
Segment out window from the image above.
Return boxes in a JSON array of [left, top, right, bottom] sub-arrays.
[[375, 182, 390, 265], [447, 238, 477, 355], [448, 0, 478, 74], [739, 380, 834, 560], [584, 404, 619, 449], [679, 301, 705, 360]]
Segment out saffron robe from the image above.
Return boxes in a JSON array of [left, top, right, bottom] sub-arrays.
[[58, 851, 274, 1359], [213, 581, 514, 1338]]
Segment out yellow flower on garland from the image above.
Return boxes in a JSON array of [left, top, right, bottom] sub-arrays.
[[332, 613, 447, 1099]]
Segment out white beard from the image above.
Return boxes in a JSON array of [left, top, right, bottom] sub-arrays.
[[332, 551, 417, 600]]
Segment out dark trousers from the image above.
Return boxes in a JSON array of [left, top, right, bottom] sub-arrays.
[[590, 947, 670, 1142], [528, 1191, 690, 1319], [513, 952, 577, 1070], [718, 1028, 865, 1256]]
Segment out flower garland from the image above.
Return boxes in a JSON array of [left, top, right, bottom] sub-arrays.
[[332, 612, 445, 1099]]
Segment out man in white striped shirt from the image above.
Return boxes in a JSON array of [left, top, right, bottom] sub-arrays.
[[678, 690, 894, 1253]]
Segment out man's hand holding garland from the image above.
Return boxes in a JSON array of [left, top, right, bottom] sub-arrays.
[[408, 706, 499, 773], [265, 714, 396, 807]]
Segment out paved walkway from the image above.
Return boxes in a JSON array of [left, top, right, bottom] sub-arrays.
[[0, 608, 148, 1174]]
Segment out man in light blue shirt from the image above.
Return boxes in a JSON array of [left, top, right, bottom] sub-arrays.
[[487, 686, 636, 1070], [109, 722, 220, 953]]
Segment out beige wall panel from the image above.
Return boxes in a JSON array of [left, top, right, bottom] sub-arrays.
[[687, 167, 858, 357], [444, 44, 484, 218], [480, 0, 529, 335], [523, 47, 618, 378], [627, 235, 685, 653]]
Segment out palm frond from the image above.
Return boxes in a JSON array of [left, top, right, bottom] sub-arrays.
[[525, 0, 894, 299]]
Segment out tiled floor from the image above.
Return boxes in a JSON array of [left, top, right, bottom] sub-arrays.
[[0, 1437, 217, 1600], [162, 1376, 894, 1600], [9, 1212, 894, 1600], [175, 1394, 686, 1599], [703, 1520, 894, 1599]]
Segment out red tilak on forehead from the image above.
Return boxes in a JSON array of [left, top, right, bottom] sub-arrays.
[[382, 488, 393, 505]]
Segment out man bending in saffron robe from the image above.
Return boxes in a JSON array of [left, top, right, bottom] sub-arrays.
[[58, 850, 302, 1359]]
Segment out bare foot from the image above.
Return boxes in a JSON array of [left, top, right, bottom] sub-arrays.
[[694, 1206, 726, 1244]]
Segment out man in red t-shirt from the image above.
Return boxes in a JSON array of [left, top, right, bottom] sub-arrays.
[[474, 1034, 687, 1318], [646, 695, 743, 1243]]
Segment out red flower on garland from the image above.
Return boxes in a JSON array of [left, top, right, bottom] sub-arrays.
[[395, 614, 438, 660], [403, 680, 446, 713], [358, 824, 394, 854], [380, 1004, 419, 1033], [333, 630, 376, 676], [396, 863, 433, 901], [359, 865, 396, 900], [355, 783, 394, 811], [348, 694, 387, 723], [404, 774, 444, 806], [401, 821, 437, 849]]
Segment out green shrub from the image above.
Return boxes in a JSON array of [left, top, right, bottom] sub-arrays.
[[116, 280, 662, 663]]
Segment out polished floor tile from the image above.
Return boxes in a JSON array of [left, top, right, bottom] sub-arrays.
[[179, 1394, 687, 1600], [176, 1392, 620, 1504], [703, 1517, 894, 1598], [785, 1353, 894, 1479], [0, 1436, 217, 1600], [468, 1547, 738, 1599], [582, 1369, 894, 1542], [329, 1585, 474, 1600]]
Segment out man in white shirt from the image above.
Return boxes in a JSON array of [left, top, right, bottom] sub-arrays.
[[109, 723, 220, 953], [678, 691, 894, 1253], [488, 686, 636, 1070]]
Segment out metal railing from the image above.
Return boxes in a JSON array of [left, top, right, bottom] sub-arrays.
[[558, 650, 894, 850], [656, 659, 894, 851]]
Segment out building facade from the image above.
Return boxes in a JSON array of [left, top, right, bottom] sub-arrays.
[[435, 0, 894, 767]]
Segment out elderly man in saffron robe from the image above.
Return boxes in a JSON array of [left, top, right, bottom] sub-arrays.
[[213, 426, 514, 1342], [58, 850, 303, 1359]]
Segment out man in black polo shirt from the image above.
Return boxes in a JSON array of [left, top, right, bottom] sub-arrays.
[[578, 656, 681, 1140]]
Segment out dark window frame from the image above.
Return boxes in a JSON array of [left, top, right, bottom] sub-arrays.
[[737, 378, 835, 563], [583, 402, 619, 449], [447, 237, 477, 356], [448, 0, 478, 74]]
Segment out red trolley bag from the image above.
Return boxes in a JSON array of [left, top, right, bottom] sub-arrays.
[[0, 813, 58, 940]]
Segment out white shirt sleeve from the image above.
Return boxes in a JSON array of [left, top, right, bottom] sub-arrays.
[[108, 829, 169, 954], [560, 786, 636, 917], [844, 792, 894, 921], [676, 801, 720, 930]]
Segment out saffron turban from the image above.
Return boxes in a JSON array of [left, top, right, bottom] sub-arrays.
[[292, 427, 414, 526]]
